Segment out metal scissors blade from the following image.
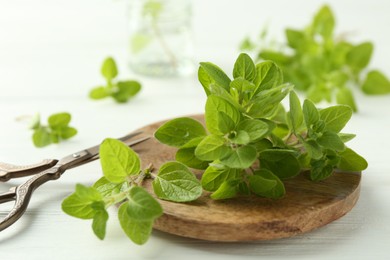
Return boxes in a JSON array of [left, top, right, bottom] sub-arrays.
[[0, 132, 150, 232], [0, 132, 145, 182]]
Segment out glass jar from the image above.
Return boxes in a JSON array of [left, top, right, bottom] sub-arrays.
[[127, 0, 194, 77]]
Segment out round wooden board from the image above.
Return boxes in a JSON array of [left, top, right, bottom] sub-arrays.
[[129, 115, 361, 242]]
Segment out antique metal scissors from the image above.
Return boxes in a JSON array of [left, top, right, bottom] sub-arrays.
[[0, 132, 149, 231]]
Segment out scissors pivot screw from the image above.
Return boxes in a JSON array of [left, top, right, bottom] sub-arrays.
[[72, 153, 81, 158]]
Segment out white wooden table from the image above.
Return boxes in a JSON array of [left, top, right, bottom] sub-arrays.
[[1, 0, 390, 259]]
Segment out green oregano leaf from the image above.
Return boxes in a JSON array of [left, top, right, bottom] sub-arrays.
[[92, 207, 109, 240], [304, 140, 323, 160], [90, 57, 142, 103], [312, 5, 335, 39], [362, 70, 390, 95], [319, 105, 352, 133], [126, 186, 163, 220], [201, 164, 241, 191], [32, 127, 52, 148], [175, 137, 209, 169], [93, 177, 126, 198], [310, 162, 334, 181], [205, 95, 240, 135], [289, 91, 304, 133], [346, 42, 373, 71], [317, 131, 345, 151], [253, 169, 285, 199], [195, 134, 231, 161], [229, 130, 250, 145], [152, 161, 202, 202], [89, 86, 110, 100], [210, 179, 240, 200], [336, 87, 357, 112], [101, 57, 118, 81], [233, 53, 256, 82], [31, 112, 77, 148], [48, 112, 71, 129], [259, 149, 301, 179], [220, 145, 257, 169], [337, 148, 368, 171], [155, 117, 206, 147], [199, 62, 231, 91], [248, 174, 277, 196], [236, 119, 269, 142], [100, 138, 141, 183], [253, 61, 283, 93], [118, 203, 154, 245], [62, 184, 103, 219], [303, 99, 320, 128]]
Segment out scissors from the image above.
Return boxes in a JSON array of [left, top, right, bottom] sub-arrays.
[[0, 132, 149, 232]]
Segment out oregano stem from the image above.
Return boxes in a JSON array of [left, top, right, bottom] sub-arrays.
[[151, 18, 178, 69]]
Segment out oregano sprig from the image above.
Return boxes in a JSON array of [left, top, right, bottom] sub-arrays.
[[62, 138, 202, 245], [240, 5, 390, 111], [155, 53, 368, 200], [30, 112, 77, 148], [89, 57, 141, 103]]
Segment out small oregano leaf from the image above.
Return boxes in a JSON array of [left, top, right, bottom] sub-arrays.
[[233, 53, 256, 82], [205, 95, 240, 135], [195, 134, 231, 161], [175, 137, 210, 170], [362, 70, 390, 95], [253, 169, 285, 199], [259, 150, 301, 179], [126, 186, 163, 220], [155, 117, 206, 147], [92, 209, 109, 240], [337, 148, 368, 171], [61, 184, 103, 219], [289, 91, 304, 133], [199, 62, 231, 91], [220, 145, 257, 169], [210, 179, 241, 200], [153, 161, 202, 202], [303, 99, 320, 128], [48, 112, 71, 129], [201, 164, 241, 192], [100, 138, 141, 183], [346, 42, 373, 71], [319, 105, 352, 133], [101, 57, 118, 81], [118, 203, 154, 245]]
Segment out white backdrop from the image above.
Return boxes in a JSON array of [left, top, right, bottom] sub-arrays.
[[0, 1, 390, 259]]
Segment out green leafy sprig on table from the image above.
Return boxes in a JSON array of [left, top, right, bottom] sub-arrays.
[[62, 138, 202, 245], [240, 5, 390, 112], [155, 53, 368, 200], [89, 57, 141, 103], [30, 112, 77, 148]]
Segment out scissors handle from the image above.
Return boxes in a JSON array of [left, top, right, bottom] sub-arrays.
[[0, 159, 58, 182], [0, 165, 63, 231]]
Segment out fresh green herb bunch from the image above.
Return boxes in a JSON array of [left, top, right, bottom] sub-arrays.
[[30, 112, 77, 147], [155, 53, 367, 200], [89, 57, 141, 103], [240, 5, 390, 112], [62, 139, 202, 244]]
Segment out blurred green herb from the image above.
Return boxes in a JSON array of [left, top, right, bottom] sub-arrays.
[[240, 5, 390, 112], [155, 53, 368, 200], [62, 138, 201, 244], [89, 57, 141, 103], [30, 112, 77, 148]]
